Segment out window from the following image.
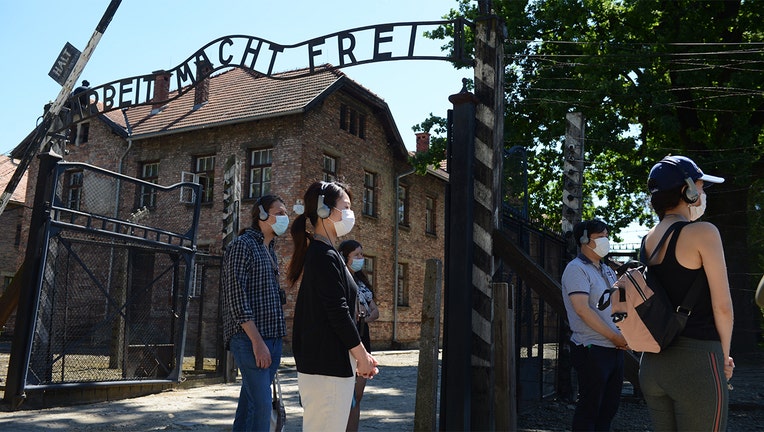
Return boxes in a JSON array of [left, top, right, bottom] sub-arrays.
[[323, 155, 337, 182], [349, 110, 358, 135], [189, 262, 204, 298], [248, 148, 272, 199], [425, 196, 436, 234], [396, 263, 409, 307], [77, 123, 89, 145], [338, 105, 365, 139], [358, 115, 366, 139], [14, 223, 21, 247], [397, 184, 409, 226], [195, 155, 215, 203], [139, 161, 159, 208], [340, 104, 348, 130], [65, 169, 83, 210], [363, 171, 376, 217], [363, 256, 375, 288]]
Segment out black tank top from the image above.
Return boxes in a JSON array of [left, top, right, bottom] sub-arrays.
[[646, 222, 720, 341]]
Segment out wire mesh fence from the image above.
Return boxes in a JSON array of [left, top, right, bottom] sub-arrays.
[[20, 161, 201, 388]]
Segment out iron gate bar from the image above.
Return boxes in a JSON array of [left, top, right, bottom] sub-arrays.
[[5, 155, 201, 405]]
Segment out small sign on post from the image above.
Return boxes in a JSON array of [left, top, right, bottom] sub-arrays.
[[48, 42, 81, 86]]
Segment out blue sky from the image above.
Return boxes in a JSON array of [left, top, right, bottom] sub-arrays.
[[0, 0, 471, 156]]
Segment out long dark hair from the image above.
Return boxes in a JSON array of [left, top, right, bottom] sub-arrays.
[[338, 239, 373, 293], [286, 181, 352, 285], [245, 194, 284, 234]]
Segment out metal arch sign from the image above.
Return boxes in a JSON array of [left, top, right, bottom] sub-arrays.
[[57, 19, 473, 134]]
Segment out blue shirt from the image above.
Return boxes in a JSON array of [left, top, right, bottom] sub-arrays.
[[221, 228, 286, 349], [561, 254, 620, 347]]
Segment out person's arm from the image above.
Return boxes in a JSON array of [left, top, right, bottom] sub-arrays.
[[350, 343, 379, 378], [569, 294, 629, 348], [240, 320, 271, 369], [696, 223, 735, 379], [365, 298, 380, 323]]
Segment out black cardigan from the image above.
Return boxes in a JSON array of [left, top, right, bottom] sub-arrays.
[[292, 240, 361, 377]]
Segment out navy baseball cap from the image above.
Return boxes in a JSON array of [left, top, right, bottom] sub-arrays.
[[648, 155, 724, 193]]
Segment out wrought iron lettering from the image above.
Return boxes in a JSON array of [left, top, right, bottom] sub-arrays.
[[56, 20, 473, 134]]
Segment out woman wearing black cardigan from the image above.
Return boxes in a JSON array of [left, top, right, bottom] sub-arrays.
[[287, 181, 379, 431]]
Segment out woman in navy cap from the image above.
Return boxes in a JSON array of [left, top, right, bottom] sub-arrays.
[[639, 155, 734, 431]]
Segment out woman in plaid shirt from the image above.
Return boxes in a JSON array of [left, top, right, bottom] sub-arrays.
[[222, 194, 289, 432]]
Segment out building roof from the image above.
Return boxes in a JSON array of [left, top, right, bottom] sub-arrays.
[[0, 155, 28, 205], [12, 65, 410, 161], [100, 65, 409, 160]]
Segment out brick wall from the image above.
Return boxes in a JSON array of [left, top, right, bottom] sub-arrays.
[[3, 88, 446, 353]]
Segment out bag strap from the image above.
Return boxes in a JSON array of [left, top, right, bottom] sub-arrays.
[[642, 221, 703, 315], [640, 221, 688, 264]]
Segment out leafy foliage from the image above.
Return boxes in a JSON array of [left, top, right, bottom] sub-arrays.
[[423, 0, 764, 347]]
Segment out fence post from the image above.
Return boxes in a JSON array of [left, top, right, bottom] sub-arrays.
[[4, 151, 62, 407], [493, 282, 516, 431], [415, 259, 443, 432]]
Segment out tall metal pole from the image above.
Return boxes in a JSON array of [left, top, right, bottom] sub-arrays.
[[0, 0, 122, 218]]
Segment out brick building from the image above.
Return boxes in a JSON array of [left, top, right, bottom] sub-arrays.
[[4, 65, 447, 352]]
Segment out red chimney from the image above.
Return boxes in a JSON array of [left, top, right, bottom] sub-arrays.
[[152, 70, 171, 111], [416, 132, 431, 153], [194, 60, 212, 106]]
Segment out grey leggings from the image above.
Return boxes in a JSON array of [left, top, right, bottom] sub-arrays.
[[639, 337, 728, 431]]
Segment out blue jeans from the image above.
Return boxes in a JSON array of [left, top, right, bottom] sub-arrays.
[[570, 343, 624, 431], [229, 332, 282, 432]]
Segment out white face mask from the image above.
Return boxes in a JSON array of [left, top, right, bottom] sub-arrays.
[[271, 215, 289, 236], [689, 193, 706, 221], [588, 237, 610, 258], [333, 209, 356, 237]]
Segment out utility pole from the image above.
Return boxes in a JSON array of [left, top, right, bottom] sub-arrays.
[[0, 0, 122, 218]]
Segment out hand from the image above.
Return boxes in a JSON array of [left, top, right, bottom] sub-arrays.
[[612, 334, 629, 350], [252, 340, 272, 369], [724, 356, 734, 381], [356, 352, 379, 379]]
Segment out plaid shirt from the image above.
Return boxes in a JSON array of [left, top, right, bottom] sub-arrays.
[[222, 228, 286, 349]]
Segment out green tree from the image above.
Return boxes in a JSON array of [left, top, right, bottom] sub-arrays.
[[423, 0, 764, 350]]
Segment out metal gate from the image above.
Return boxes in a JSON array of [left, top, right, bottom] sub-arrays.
[[5, 156, 201, 407]]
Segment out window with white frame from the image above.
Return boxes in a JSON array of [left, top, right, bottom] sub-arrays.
[[397, 184, 409, 226], [181, 156, 215, 204], [363, 171, 376, 217], [248, 148, 272, 199], [323, 154, 337, 182], [65, 169, 83, 210], [139, 161, 159, 208], [189, 262, 204, 298], [195, 156, 215, 203], [396, 262, 409, 306]]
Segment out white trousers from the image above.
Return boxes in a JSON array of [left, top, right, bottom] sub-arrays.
[[298, 353, 356, 431]]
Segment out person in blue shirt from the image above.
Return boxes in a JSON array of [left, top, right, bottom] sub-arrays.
[[222, 194, 289, 432], [561, 218, 629, 431]]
